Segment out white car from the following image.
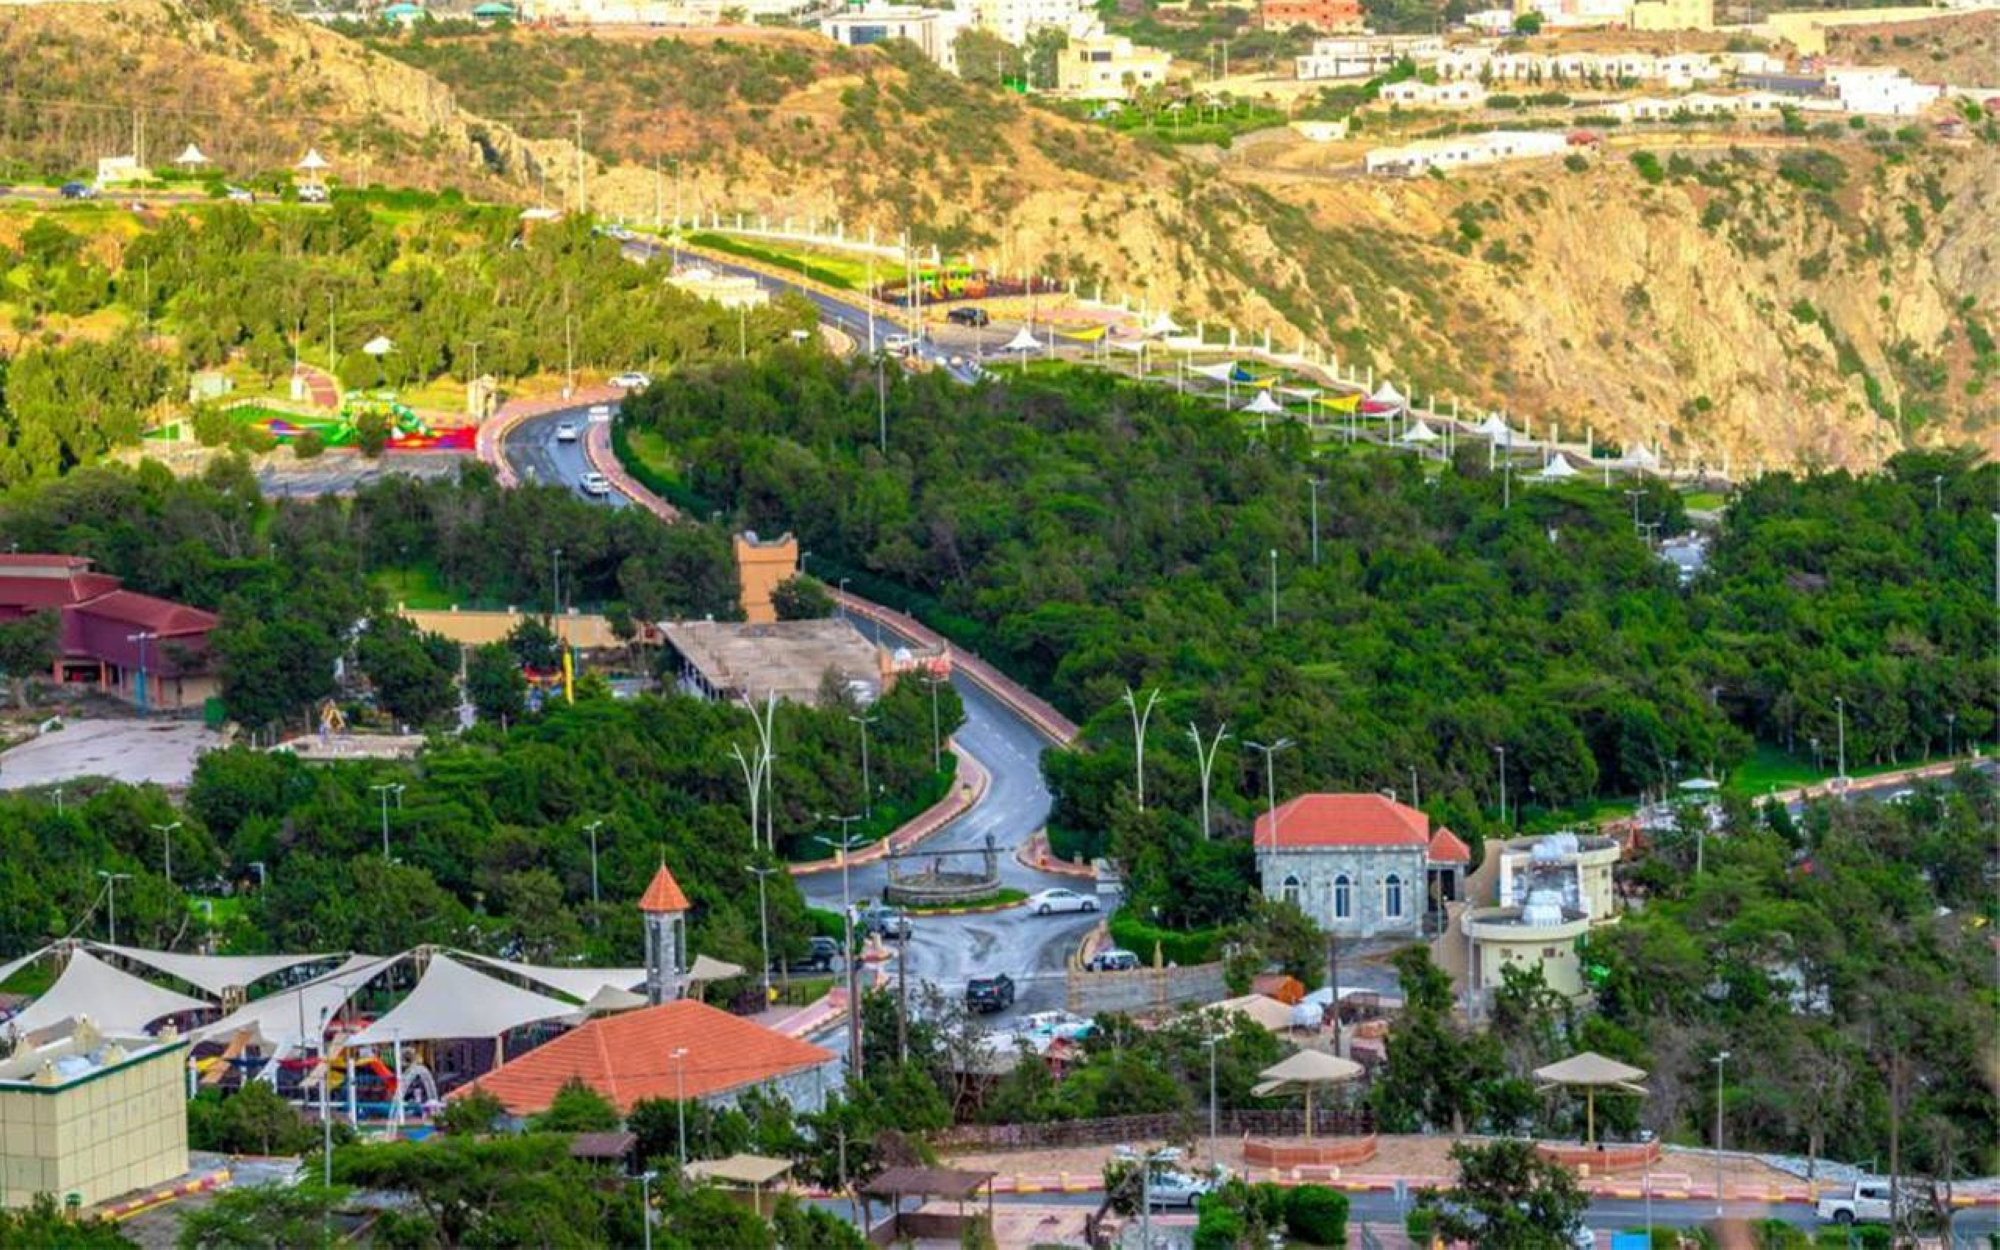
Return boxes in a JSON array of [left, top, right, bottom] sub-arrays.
[[587, 403, 612, 421], [554, 421, 579, 443], [580, 472, 611, 496], [882, 332, 919, 354], [610, 372, 651, 390], [298, 184, 328, 204], [1027, 888, 1098, 916], [224, 185, 254, 203], [1146, 1168, 1222, 1208]]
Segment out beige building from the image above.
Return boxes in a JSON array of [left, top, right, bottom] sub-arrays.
[[0, 1020, 189, 1210], [1057, 33, 1173, 100], [1433, 831, 1623, 1009], [1630, 0, 1713, 31], [1462, 898, 1593, 1001], [734, 531, 799, 625]]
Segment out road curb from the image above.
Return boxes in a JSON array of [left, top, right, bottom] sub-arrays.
[[477, 384, 621, 488], [1016, 828, 1095, 879], [904, 895, 1028, 917], [788, 742, 989, 877], [103, 1169, 231, 1221]]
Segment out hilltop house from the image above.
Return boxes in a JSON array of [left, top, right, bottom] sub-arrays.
[[0, 554, 219, 711], [1253, 793, 1471, 939]]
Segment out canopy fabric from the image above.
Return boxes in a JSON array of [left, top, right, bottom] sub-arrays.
[[1002, 327, 1041, 352], [566, 984, 648, 1021], [1188, 361, 1238, 384], [193, 953, 400, 1048], [1278, 387, 1321, 401], [0, 945, 49, 989], [686, 1154, 794, 1186], [1370, 381, 1406, 406], [687, 954, 745, 984], [90, 944, 330, 998], [1538, 454, 1580, 479], [1255, 1048, 1364, 1091], [361, 335, 394, 356], [297, 148, 330, 171], [8, 949, 206, 1038], [455, 952, 644, 1003], [1058, 324, 1107, 343], [1622, 445, 1660, 469], [1533, 1051, 1648, 1090], [1401, 420, 1440, 444], [1106, 336, 1150, 353], [350, 953, 574, 1045], [174, 144, 208, 166], [1475, 414, 1514, 438], [1321, 393, 1360, 414], [1145, 313, 1182, 336], [1242, 391, 1285, 415], [1201, 994, 1298, 1033]]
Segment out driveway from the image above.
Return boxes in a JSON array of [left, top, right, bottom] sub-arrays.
[[0, 718, 221, 791]]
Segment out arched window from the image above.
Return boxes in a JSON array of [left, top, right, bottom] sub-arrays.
[[1281, 875, 1302, 909], [1384, 873, 1404, 920], [1333, 874, 1352, 921]]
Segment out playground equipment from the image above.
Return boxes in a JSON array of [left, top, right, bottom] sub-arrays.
[[340, 390, 431, 441]]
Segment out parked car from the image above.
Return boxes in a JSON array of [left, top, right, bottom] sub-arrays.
[[1145, 1169, 1221, 1208], [965, 974, 1015, 1013], [882, 332, 919, 354], [555, 420, 580, 443], [580, 472, 612, 496], [59, 182, 95, 200], [946, 307, 990, 327], [610, 372, 652, 389], [587, 403, 612, 420], [1816, 1178, 1928, 1225], [1026, 887, 1098, 916], [779, 936, 842, 974], [224, 185, 254, 203], [298, 183, 329, 204], [1086, 948, 1140, 972], [854, 902, 912, 940]]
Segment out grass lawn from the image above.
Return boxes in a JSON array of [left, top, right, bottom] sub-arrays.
[[1722, 741, 1939, 799], [1682, 489, 1729, 512], [683, 231, 876, 291], [622, 426, 677, 478], [771, 975, 835, 1007], [903, 887, 1028, 913], [373, 563, 465, 610]]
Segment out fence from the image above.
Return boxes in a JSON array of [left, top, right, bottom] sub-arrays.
[[1064, 961, 1227, 1016], [933, 1106, 1374, 1152]]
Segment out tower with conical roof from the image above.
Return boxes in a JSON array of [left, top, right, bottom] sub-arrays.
[[638, 861, 690, 1006]]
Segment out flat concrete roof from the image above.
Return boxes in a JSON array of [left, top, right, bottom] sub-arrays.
[[662, 618, 882, 707]]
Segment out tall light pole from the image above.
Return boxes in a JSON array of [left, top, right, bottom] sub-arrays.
[[923, 672, 944, 773], [729, 741, 766, 851], [551, 546, 564, 618], [370, 783, 404, 859], [1712, 1050, 1730, 1218], [1268, 548, 1279, 628], [672, 1047, 690, 1166], [848, 714, 876, 819], [1623, 487, 1644, 531], [151, 820, 182, 885], [1245, 738, 1294, 853], [126, 630, 157, 715], [1203, 1033, 1222, 1169], [583, 820, 604, 911], [96, 871, 131, 945], [319, 1005, 334, 1187], [1946, 711, 1956, 758], [745, 864, 778, 1007], [1122, 687, 1159, 810], [1834, 695, 1847, 784], [1493, 744, 1508, 828], [1308, 478, 1324, 567], [1188, 722, 1229, 840], [815, 818, 869, 1081], [634, 1170, 658, 1250]]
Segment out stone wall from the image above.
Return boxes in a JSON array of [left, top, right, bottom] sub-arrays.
[[1064, 962, 1227, 1016], [1258, 845, 1427, 939]]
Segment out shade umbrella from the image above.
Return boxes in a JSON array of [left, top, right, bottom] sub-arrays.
[[1146, 312, 1182, 336], [1401, 419, 1440, 444], [1252, 1048, 1363, 1140], [174, 144, 208, 169], [1538, 453, 1580, 480], [1533, 1051, 1648, 1146], [1242, 390, 1284, 416], [297, 148, 330, 173], [1002, 326, 1040, 353]]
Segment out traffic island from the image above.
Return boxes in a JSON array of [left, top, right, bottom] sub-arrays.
[[1535, 1139, 1663, 1176]]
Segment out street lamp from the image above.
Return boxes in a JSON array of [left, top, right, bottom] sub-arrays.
[[1833, 695, 1847, 786], [370, 783, 405, 859], [1308, 478, 1324, 567], [671, 1047, 690, 1167], [151, 821, 182, 885], [922, 671, 945, 773], [1203, 1033, 1223, 1169], [631, 1169, 659, 1250], [551, 546, 564, 617], [847, 714, 876, 819], [126, 630, 157, 715], [745, 864, 779, 1007], [1712, 1050, 1730, 1218], [1492, 744, 1508, 828], [1268, 548, 1279, 628], [814, 816, 869, 1081], [1245, 738, 1294, 853], [1946, 711, 1956, 758], [583, 820, 604, 911], [1122, 687, 1158, 811], [1188, 722, 1230, 841], [95, 871, 131, 945]]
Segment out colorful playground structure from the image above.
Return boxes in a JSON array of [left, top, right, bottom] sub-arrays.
[[231, 391, 476, 453]]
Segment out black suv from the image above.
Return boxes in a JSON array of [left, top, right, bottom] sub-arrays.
[[965, 974, 1015, 1013], [946, 307, 990, 328], [781, 936, 842, 974]]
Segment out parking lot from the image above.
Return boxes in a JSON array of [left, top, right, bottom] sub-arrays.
[[0, 718, 222, 791]]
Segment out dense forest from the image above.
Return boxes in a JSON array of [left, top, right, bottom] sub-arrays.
[[622, 354, 1995, 925], [0, 197, 815, 483]]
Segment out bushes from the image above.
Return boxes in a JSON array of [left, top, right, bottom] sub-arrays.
[[1108, 911, 1225, 965], [1285, 1184, 1349, 1245], [293, 429, 326, 459], [1629, 151, 1665, 185]]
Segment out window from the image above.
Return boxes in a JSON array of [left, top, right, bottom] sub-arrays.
[[1384, 873, 1404, 919], [1282, 875, 1301, 909], [1333, 874, 1352, 920]]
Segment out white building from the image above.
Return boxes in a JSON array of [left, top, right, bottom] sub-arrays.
[[667, 266, 771, 309], [1364, 128, 1569, 175], [1607, 90, 1784, 120], [1826, 65, 1943, 115], [1519, 0, 1632, 28], [1057, 32, 1173, 99], [1295, 34, 1442, 80], [1378, 79, 1488, 109], [965, 0, 1093, 46], [820, 4, 972, 72], [1464, 6, 1516, 31]]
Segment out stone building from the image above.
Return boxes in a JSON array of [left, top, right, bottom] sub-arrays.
[[1253, 794, 1470, 940]]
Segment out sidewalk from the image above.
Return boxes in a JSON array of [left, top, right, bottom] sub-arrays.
[[1017, 828, 1094, 879], [788, 742, 989, 876], [478, 383, 621, 488]]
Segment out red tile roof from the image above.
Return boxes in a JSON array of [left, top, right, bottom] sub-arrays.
[[637, 863, 690, 913], [1427, 827, 1472, 864], [70, 590, 218, 637], [1253, 793, 1430, 850], [0, 555, 94, 570], [451, 1000, 834, 1115]]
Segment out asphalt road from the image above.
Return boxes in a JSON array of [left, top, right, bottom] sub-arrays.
[[501, 403, 627, 508]]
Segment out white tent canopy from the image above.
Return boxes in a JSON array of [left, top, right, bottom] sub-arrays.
[[1475, 413, 1513, 438], [350, 954, 574, 1045], [454, 952, 645, 1004], [193, 953, 400, 1048], [1107, 336, 1150, 354], [174, 144, 209, 167], [7, 949, 206, 1038], [361, 335, 394, 357], [0, 945, 49, 989], [90, 944, 331, 999], [1622, 444, 1660, 470], [1401, 420, 1440, 444], [1370, 380, 1407, 407], [565, 984, 648, 1022], [1278, 387, 1321, 402], [1538, 454, 1580, 480], [1002, 327, 1041, 353], [687, 954, 745, 983], [1242, 391, 1285, 415], [1188, 361, 1238, 384], [1145, 312, 1182, 336], [297, 148, 330, 172]]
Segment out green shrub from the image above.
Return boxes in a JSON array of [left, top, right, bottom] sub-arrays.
[[1107, 911, 1224, 965], [1192, 1200, 1244, 1250], [354, 411, 391, 458], [1406, 1206, 1436, 1240], [1564, 153, 1589, 173], [1488, 93, 1523, 110], [1630, 151, 1665, 184], [1285, 1184, 1350, 1245], [192, 407, 234, 447], [293, 430, 326, 459]]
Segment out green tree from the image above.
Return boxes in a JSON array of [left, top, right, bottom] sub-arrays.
[[465, 641, 526, 724], [186, 1083, 319, 1156], [176, 1182, 350, 1249], [1425, 1139, 1588, 1249], [0, 611, 57, 708], [356, 613, 458, 728], [770, 575, 834, 621], [530, 1077, 621, 1133], [0, 1195, 132, 1248], [506, 617, 562, 671], [1512, 10, 1543, 33]]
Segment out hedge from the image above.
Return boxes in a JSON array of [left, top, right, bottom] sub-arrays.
[[1285, 1185, 1350, 1246], [1108, 912, 1226, 965]]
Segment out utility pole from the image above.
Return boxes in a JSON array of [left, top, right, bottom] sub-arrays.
[[1308, 478, 1324, 567], [815, 818, 868, 1081], [370, 783, 404, 859], [1246, 738, 1294, 853], [584, 820, 604, 911], [745, 865, 777, 1007], [1188, 721, 1229, 840], [1122, 687, 1158, 810], [151, 821, 182, 885], [1268, 547, 1279, 628], [848, 714, 877, 819], [96, 871, 131, 945]]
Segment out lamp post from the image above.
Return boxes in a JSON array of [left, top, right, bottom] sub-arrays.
[[1493, 744, 1508, 828], [848, 714, 876, 819], [1188, 722, 1229, 841], [1712, 1050, 1730, 1218], [551, 546, 564, 617], [370, 783, 405, 860], [634, 1169, 658, 1250], [583, 820, 604, 910], [1834, 695, 1847, 786], [1122, 687, 1158, 811], [96, 871, 131, 945], [672, 1047, 690, 1167], [126, 630, 157, 715], [1308, 478, 1324, 567], [745, 864, 778, 1006], [1203, 1033, 1222, 1170], [923, 671, 944, 773], [319, 1006, 334, 1188], [1245, 738, 1294, 853], [1946, 711, 1956, 758], [1268, 547, 1279, 628], [814, 818, 869, 1081], [151, 820, 182, 885]]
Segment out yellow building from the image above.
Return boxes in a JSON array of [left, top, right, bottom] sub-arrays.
[[1462, 897, 1594, 1001], [1432, 830, 1622, 1009], [734, 531, 800, 625], [1057, 34, 1174, 101], [1630, 0, 1712, 32], [1762, 5, 1951, 55], [0, 1020, 189, 1210]]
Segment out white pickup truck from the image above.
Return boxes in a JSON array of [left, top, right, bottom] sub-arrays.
[[1816, 1179, 1897, 1225]]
